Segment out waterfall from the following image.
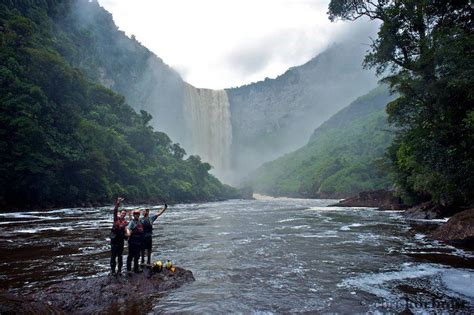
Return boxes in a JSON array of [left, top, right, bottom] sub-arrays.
[[182, 84, 232, 181]]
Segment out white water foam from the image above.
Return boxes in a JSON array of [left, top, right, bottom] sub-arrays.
[[15, 226, 73, 233], [290, 225, 310, 230], [299, 230, 338, 238], [278, 218, 300, 223], [441, 269, 474, 298], [0, 209, 77, 217], [306, 206, 347, 211], [409, 218, 450, 223], [340, 223, 363, 231], [0, 213, 41, 219], [340, 264, 446, 297]]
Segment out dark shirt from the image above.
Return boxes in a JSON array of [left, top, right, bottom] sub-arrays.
[[111, 217, 128, 241], [141, 214, 158, 237]]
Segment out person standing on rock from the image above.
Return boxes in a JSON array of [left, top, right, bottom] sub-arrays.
[[110, 197, 128, 276], [140, 203, 168, 265], [125, 209, 145, 273]]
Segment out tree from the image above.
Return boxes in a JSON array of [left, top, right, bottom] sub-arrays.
[[328, 0, 474, 207], [0, 1, 240, 209]]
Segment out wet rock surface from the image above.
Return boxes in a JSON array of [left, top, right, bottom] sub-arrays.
[[2, 267, 194, 314], [0, 290, 62, 314], [432, 209, 474, 248], [403, 202, 460, 220], [329, 189, 407, 210]]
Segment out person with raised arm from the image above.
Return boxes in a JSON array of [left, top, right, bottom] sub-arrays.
[[110, 197, 127, 276], [141, 203, 168, 265]]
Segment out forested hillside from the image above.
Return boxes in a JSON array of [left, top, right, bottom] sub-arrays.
[[227, 42, 378, 175], [328, 0, 473, 209], [0, 1, 238, 210], [53, 0, 187, 145], [248, 86, 395, 198]]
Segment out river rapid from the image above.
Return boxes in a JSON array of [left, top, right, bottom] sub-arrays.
[[1, 198, 473, 313]]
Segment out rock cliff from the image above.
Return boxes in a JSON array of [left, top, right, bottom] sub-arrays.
[[227, 43, 378, 177]]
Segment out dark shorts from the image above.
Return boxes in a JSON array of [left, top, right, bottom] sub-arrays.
[[128, 241, 141, 256], [111, 240, 124, 256], [111, 237, 124, 246], [143, 236, 152, 250]]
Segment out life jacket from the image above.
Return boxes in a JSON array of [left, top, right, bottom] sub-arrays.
[[129, 220, 144, 245], [111, 218, 127, 240]]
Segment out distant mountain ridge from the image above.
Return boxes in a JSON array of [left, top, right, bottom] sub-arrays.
[[227, 43, 378, 177], [57, 0, 379, 183], [247, 86, 396, 198]]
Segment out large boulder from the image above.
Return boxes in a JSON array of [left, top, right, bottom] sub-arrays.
[[432, 209, 474, 247], [3, 267, 194, 314], [329, 189, 407, 210]]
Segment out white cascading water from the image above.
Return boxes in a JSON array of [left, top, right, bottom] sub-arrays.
[[183, 84, 232, 182]]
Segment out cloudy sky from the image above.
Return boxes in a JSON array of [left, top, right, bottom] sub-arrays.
[[98, 0, 377, 89]]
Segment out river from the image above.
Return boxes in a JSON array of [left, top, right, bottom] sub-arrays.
[[0, 198, 473, 313]]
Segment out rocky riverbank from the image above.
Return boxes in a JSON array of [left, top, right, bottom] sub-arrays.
[[0, 267, 194, 314], [431, 209, 474, 249], [329, 189, 407, 210], [330, 190, 473, 250], [402, 202, 463, 220]]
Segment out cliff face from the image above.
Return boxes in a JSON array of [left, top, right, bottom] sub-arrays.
[[59, 1, 379, 183], [247, 86, 395, 198], [226, 43, 378, 178], [57, 0, 187, 146]]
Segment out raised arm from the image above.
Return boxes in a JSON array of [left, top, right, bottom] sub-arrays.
[[113, 197, 124, 222], [155, 203, 168, 218]]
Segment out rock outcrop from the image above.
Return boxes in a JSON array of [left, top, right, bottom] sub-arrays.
[[2, 267, 194, 314], [330, 190, 407, 210], [432, 209, 474, 247], [403, 202, 460, 220], [0, 290, 62, 314]]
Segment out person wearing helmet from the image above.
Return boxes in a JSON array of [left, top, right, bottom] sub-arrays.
[[140, 203, 168, 265], [110, 197, 127, 276], [125, 209, 144, 273]]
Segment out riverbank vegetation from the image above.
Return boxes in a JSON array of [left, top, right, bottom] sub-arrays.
[[250, 1, 473, 211], [248, 86, 395, 198], [328, 0, 473, 210], [0, 1, 238, 210]]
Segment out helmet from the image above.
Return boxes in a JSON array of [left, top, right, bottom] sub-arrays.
[[152, 260, 163, 272]]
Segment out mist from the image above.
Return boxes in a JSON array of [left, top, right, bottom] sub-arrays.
[[66, 0, 380, 185]]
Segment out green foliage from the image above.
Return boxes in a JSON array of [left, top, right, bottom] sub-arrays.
[[328, 0, 474, 207], [248, 86, 395, 197], [0, 1, 239, 209]]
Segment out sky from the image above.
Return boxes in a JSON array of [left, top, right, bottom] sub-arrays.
[[97, 0, 378, 89]]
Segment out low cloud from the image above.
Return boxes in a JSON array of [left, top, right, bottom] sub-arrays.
[[98, 0, 380, 89]]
